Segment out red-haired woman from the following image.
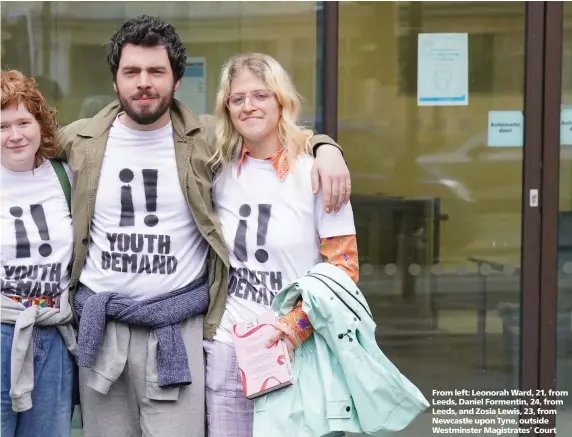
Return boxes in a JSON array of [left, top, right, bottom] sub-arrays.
[[1, 70, 76, 437]]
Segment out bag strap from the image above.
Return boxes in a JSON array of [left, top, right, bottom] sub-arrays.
[[51, 160, 71, 211]]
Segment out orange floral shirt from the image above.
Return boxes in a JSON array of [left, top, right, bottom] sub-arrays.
[[237, 145, 359, 347]]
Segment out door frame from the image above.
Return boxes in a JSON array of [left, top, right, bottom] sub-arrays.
[[537, 1, 565, 434], [321, 0, 338, 140], [520, 1, 545, 406]]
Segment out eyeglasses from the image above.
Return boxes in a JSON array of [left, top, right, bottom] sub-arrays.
[[225, 90, 275, 108]]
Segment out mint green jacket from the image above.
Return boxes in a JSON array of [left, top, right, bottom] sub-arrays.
[[253, 263, 429, 437]]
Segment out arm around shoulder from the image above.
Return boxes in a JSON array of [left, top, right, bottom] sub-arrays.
[[308, 134, 350, 212], [309, 134, 342, 156]]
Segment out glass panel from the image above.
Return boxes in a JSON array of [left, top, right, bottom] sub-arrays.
[[0, 1, 319, 126], [556, 3, 572, 433], [339, 2, 526, 435], [1, 2, 319, 436]]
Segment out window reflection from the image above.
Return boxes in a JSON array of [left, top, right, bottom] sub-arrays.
[[0, 1, 319, 126], [339, 4, 526, 421], [557, 2, 572, 432]]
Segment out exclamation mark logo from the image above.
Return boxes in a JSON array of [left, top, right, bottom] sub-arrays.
[[142, 169, 159, 227], [232, 204, 272, 264], [255, 204, 271, 263], [30, 204, 52, 257], [9, 205, 52, 258], [10, 206, 30, 258], [234, 204, 250, 262], [119, 169, 135, 227]]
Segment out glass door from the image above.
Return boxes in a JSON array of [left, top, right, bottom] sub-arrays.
[[336, 2, 545, 436], [556, 2, 572, 433]]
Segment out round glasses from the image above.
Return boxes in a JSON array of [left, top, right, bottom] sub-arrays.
[[225, 90, 275, 108]]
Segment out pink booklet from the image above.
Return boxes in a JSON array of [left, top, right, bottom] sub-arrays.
[[232, 311, 294, 399]]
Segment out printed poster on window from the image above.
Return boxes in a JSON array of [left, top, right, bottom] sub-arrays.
[[561, 107, 572, 146], [487, 110, 524, 147], [417, 33, 469, 106], [175, 57, 206, 115]]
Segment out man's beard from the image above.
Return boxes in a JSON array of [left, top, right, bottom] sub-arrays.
[[118, 89, 174, 125]]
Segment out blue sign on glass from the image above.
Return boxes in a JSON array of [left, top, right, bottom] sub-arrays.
[[417, 33, 469, 107], [174, 57, 206, 115], [487, 110, 524, 147], [561, 108, 572, 146]]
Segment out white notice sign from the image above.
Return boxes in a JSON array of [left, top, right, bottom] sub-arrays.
[[487, 111, 524, 147], [417, 33, 469, 106], [175, 57, 206, 115], [561, 108, 572, 146]]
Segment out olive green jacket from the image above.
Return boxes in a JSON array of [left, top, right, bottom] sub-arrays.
[[58, 99, 339, 339]]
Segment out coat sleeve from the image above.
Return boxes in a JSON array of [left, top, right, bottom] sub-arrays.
[[309, 134, 343, 156], [56, 119, 91, 162]]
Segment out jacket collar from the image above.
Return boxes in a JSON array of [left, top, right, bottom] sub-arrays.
[[77, 98, 202, 139]]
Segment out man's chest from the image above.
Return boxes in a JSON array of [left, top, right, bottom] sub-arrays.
[[94, 144, 190, 229]]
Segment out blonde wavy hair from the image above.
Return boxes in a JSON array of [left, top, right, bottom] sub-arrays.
[[209, 53, 314, 172]]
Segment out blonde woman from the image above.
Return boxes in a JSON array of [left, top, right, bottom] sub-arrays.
[[205, 53, 359, 437]]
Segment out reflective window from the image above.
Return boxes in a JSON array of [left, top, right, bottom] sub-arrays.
[[556, 2, 572, 432], [1, 2, 320, 434], [1, 1, 319, 125], [339, 2, 526, 432]]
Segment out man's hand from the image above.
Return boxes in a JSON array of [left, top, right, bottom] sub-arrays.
[[266, 327, 296, 361], [311, 144, 351, 213]]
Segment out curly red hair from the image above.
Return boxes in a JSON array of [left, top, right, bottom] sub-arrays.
[[1, 70, 60, 168]]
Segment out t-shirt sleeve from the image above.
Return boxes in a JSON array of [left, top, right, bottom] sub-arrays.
[[314, 191, 356, 238]]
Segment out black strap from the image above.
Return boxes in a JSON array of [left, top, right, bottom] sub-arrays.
[[51, 160, 71, 211]]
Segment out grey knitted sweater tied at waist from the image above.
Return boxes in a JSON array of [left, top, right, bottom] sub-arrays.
[[74, 275, 209, 388]]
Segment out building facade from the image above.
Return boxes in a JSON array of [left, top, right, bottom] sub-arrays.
[[1, 1, 571, 435]]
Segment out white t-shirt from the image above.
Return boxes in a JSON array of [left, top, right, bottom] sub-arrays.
[[78, 116, 208, 299], [1, 160, 73, 298], [213, 154, 356, 345]]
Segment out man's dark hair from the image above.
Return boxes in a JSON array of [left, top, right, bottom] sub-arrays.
[[107, 15, 187, 82]]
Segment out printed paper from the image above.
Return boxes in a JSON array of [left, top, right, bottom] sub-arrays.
[[561, 108, 572, 146], [175, 57, 206, 115], [487, 111, 524, 147], [418, 33, 469, 106]]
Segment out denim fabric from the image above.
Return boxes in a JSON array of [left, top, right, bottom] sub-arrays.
[[1, 323, 75, 437]]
